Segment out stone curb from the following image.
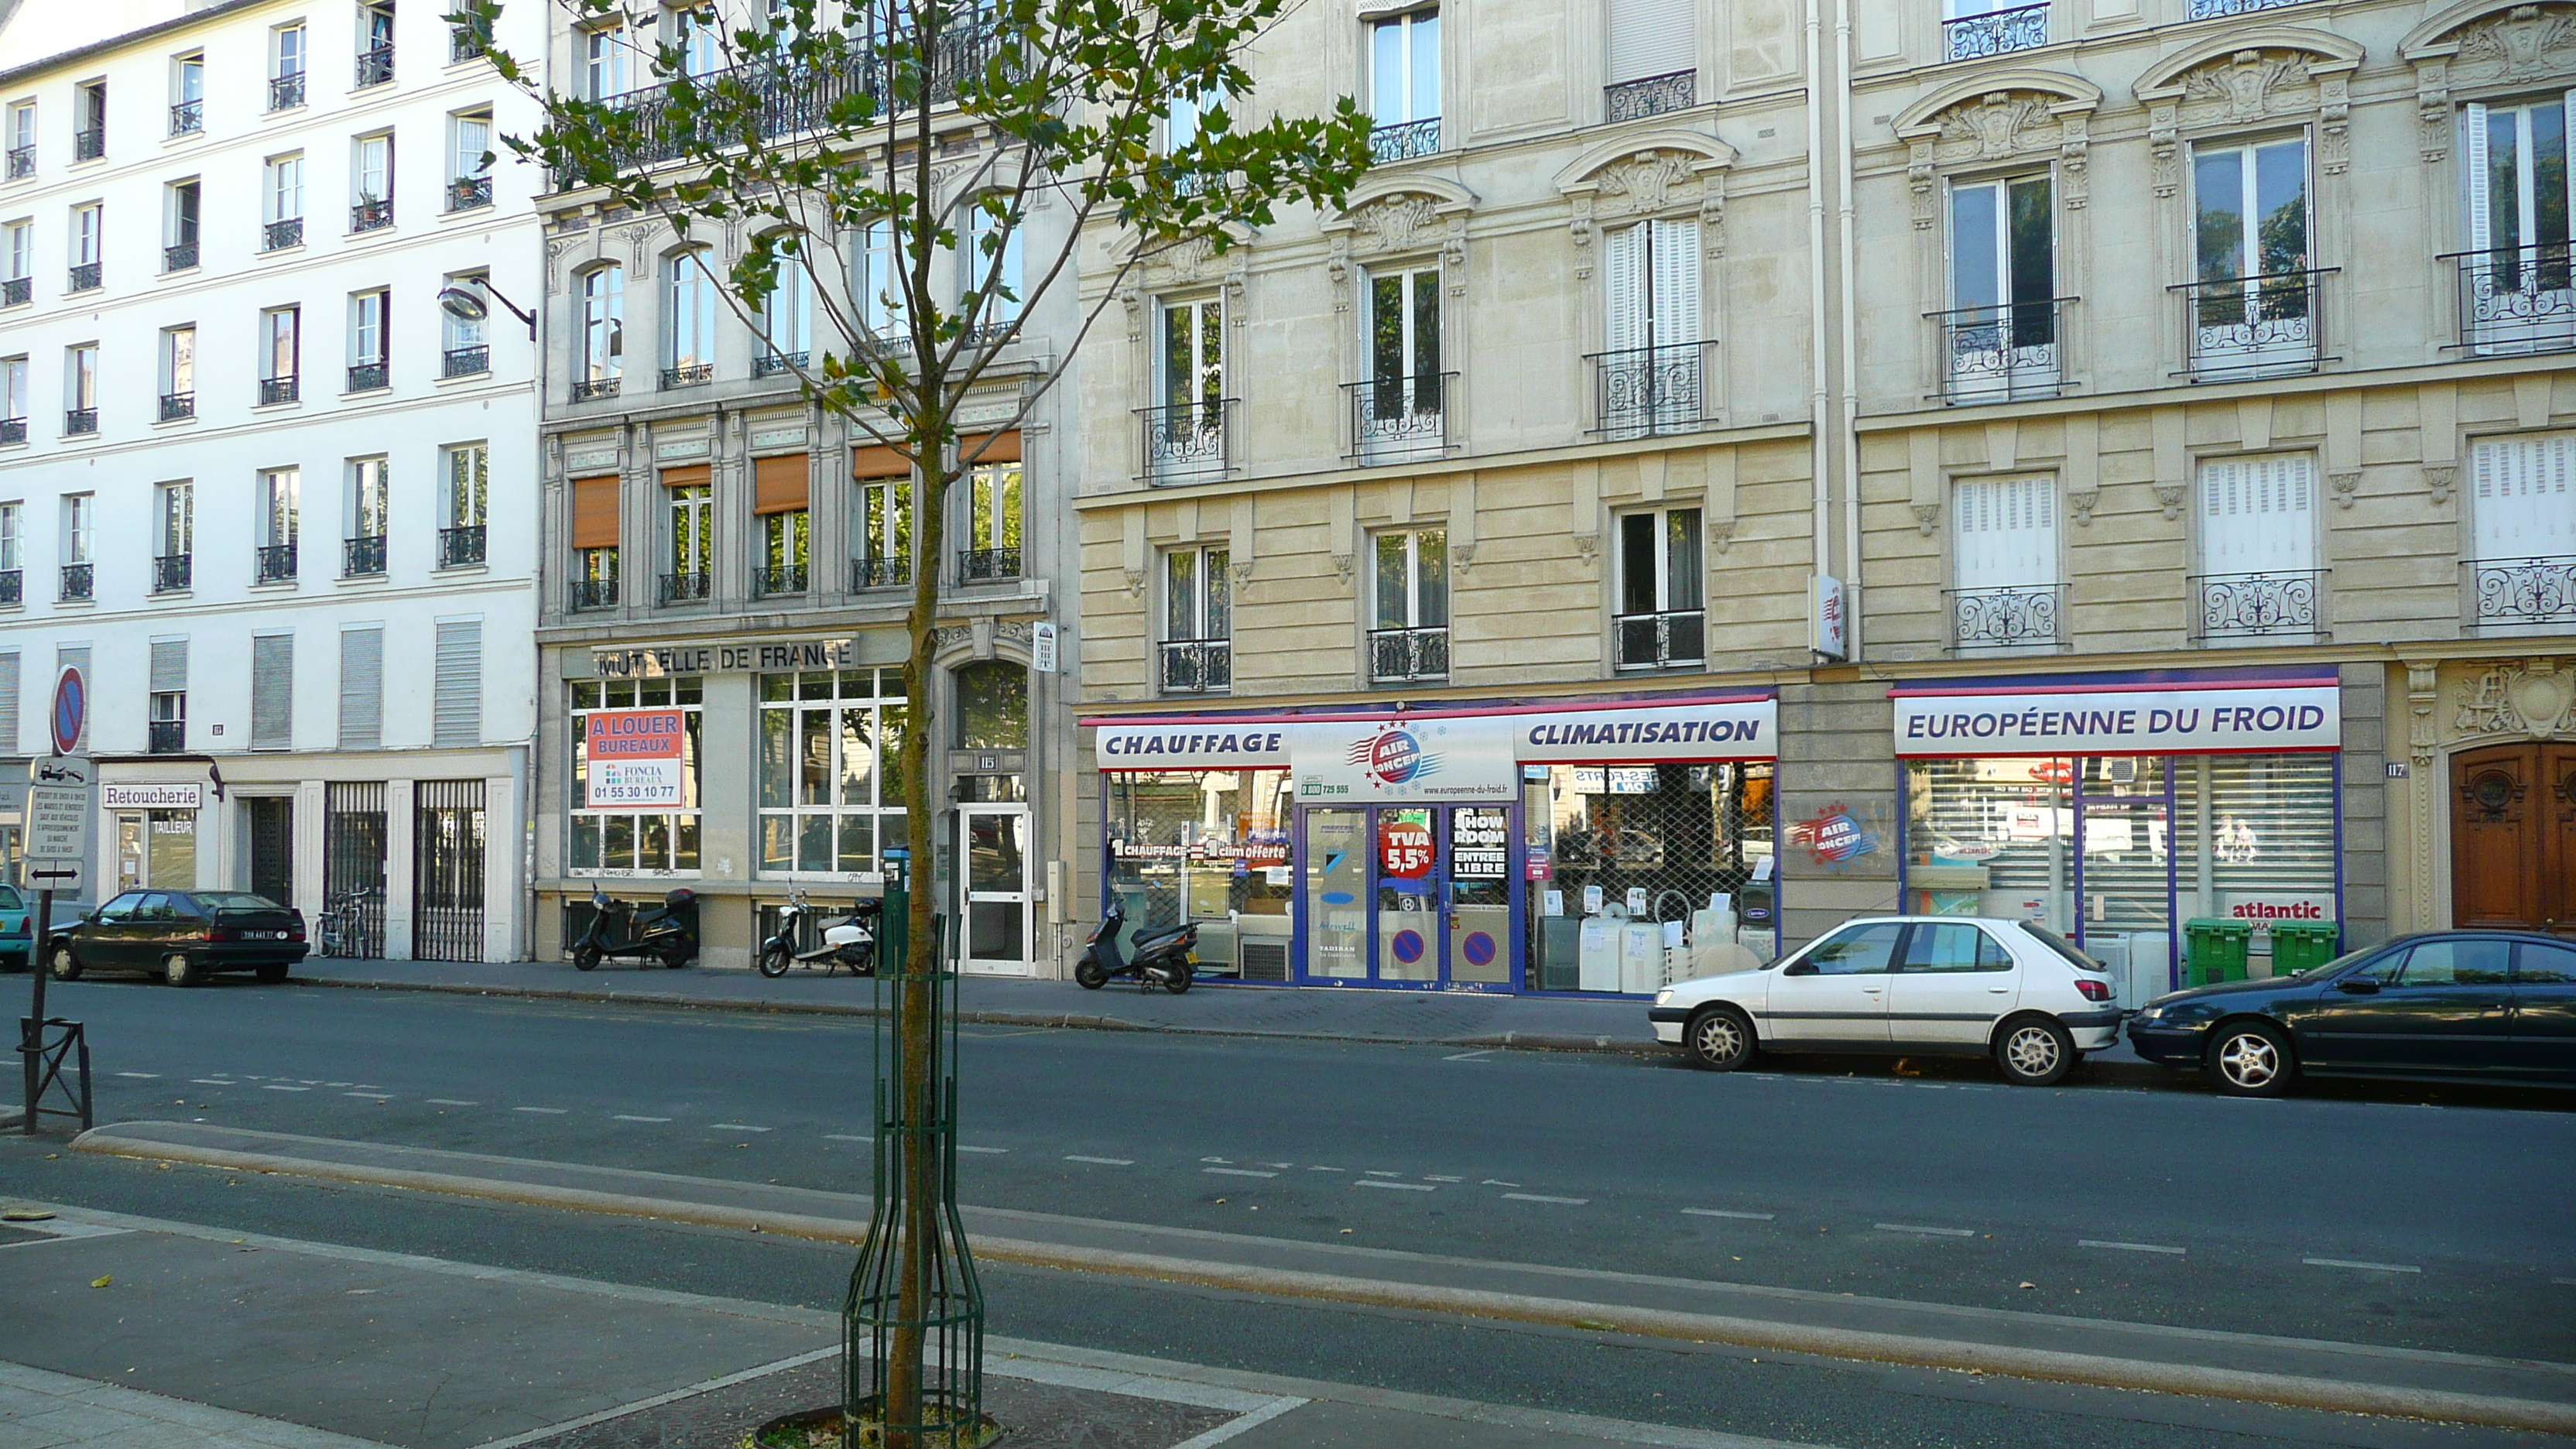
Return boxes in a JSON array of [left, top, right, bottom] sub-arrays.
[[70, 1128, 2571, 1436]]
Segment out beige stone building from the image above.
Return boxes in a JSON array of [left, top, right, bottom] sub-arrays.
[[1069, 0, 2576, 999]]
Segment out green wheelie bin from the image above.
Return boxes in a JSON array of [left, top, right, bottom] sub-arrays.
[[2266, 920, 2341, 979], [2184, 918, 2252, 987]]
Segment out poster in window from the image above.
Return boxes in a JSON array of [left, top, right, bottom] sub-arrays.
[[1451, 806, 1508, 879], [587, 708, 686, 807]]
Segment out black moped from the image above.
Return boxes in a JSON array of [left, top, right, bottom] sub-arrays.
[[571, 886, 698, 971], [1074, 896, 1197, 994]]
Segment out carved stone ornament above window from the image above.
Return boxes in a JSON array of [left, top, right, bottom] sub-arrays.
[[2454, 658, 2576, 740], [2403, 1, 2576, 162], [1320, 177, 1478, 310], [1889, 72, 2102, 231], [1551, 131, 1737, 280], [1113, 224, 1254, 340], [2133, 30, 2365, 195]]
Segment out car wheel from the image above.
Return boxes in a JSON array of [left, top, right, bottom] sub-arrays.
[[2206, 1019, 2294, 1098], [163, 953, 203, 988], [49, 944, 81, 981], [1995, 1016, 2074, 1087], [255, 963, 289, 985], [1686, 1006, 1756, 1071]]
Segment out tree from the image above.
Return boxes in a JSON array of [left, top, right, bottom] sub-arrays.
[[454, 2, 1372, 1443]]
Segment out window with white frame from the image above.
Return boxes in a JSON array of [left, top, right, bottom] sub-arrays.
[[1949, 474, 2059, 647], [855, 470, 909, 586], [1600, 218, 1701, 434], [171, 53, 203, 131], [444, 444, 488, 564], [442, 270, 488, 365], [348, 457, 389, 542], [448, 109, 492, 208], [1163, 84, 1226, 154], [159, 325, 194, 406], [164, 179, 198, 265], [1370, 526, 1448, 681], [960, 460, 1020, 579], [62, 493, 93, 564], [664, 248, 716, 382], [668, 478, 711, 584], [271, 22, 307, 87], [262, 306, 301, 390], [1, 355, 26, 427], [63, 344, 97, 425], [1159, 294, 1222, 410], [858, 218, 909, 341], [348, 289, 390, 387], [68, 203, 100, 283], [265, 153, 304, 245], [1369, 9, 1440, 152], [757, 246, 811, 367], [584, 22, 632, 101], [755, 668, 908, 877], [159, 480, 192, 560], [1615, 507, 1704, 668], [2195, 454, 2319, 640], [2467, 432, 2576, 626], [0, 501, 19, 571], [1160, 545, 1231, 694], [570, 674, 704, 873], [579, 264, 623, 384], [351, 132, 393, 227], [3, 220, 30, 293], [2464, 98, 2576, 355], [6, 101, 33, 165], [2188, 136, 2313, 377], [261, 468, 300, 549], [677, 6, 721, 76], [960, 197, 1023, 334], [1359, 264, 1442, 458], [1944, 174, 2057, 401]]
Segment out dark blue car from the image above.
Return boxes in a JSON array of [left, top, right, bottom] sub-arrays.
[[2127, 930, 2576, 1095]]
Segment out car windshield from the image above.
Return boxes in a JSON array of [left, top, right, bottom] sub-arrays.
[[2016, 921, 2104, 972], [0, 886, 22, 910], [197, 892, 286, 913]]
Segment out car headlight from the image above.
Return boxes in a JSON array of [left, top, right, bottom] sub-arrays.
[[1653, 988, 1673, 1007]]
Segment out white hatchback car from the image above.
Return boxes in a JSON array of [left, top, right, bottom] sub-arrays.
[[1648, 916, 2124, 1086]]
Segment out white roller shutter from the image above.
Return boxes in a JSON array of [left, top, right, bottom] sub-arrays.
[[0, 653, 17, 755], [1951, 475, 2057, 590], [2197, 455, 2316, 575], [149, 639, 188, 695], [338, 627, 383, 749], [1608, 0, 1696, 84], [433, 620, 481, 747], [252, 634, 294, 750], [2470, 432, 2576, 561]]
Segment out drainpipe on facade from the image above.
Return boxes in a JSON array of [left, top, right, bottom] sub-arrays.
[[1804, 0, 1831, 625], [1836, 0, 1862, 663]]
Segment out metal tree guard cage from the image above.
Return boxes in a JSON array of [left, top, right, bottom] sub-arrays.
[[845, 866, 987, 1448]]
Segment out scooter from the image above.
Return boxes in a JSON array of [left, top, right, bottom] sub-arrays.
[[571, 886, 698, 971], [758, 889, 878, 978], [1074, 896, 1197, 994]]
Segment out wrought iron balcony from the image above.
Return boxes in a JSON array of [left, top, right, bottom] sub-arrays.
[[446, 176, 493, 211], [2187, 0, 2306, 14], [569, 576, 619, 611], [1947, 583, 2064, 650], [0, 569, 18, 604], [659, 570, 711, 605], [0, 417, 22, 443], [442, 345, 488, 378], [260, 375, 300, 406], [163, 242, 197, 272], [344, 534, 387, 577], [1615, 609, 1707, 670], [1944, 2, 2049, 59], [2, 277, 26, 306], [255, 543, 298, 583], [153, 553, 192, 593], [263, 218, 304, 251], [1933, 299, 2070, 404], [1369, 625, 1449, 683], [67, 262, 99, 292], [268, 74, 305, 110], [1589, 341, 1711, 437], [170, 100, 202, 135], [754, 350, 807, 378], [2470, 555, 2576, 628], [438, 525, 486, 568], [347, 361, 389, 392], [571, 376, 621, 402], [957, 547, 1021, 584], [757, 563, 808, 596], [1368, 117, 1440, 163], [4, 146, 29, 178], [1345, 372, 1453, 464], [852, 554, 909, 589], [350, 197, 394, 232], [149, 720, 186, 754], [58, 563, 92, 600], [2176, 269, 2329, 380], [158, 392, 194, 422], [1159, 639, 1232, 694], [73, 128, 103, 162], [2448, 243, 2576, 356], [63, 407, 96, 435], [355, 46, 395, 88], [660, 361, 714, 389], [1139, 398, 1232, 482], [1605, 70, 1695, 123], [2192, 570, 2324, 641]]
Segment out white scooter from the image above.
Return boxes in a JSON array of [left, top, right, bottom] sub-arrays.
[[756, 889, 879, 978]]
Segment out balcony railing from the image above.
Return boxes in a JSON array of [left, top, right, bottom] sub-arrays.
[[0, 417, 23, 444], [1605, 70, 1695, 123], [264, 218, 304, 251], [59, 563, 93, 601], [1934, 299, 2070, 404], [73, 127, 103, 162], [2448, 243, 2576, 357], [2177, 269, 2329, 380], [758, 563, 809, 596], [446, 176, 493, 211], [0, 569, 18, 604], [442, 344, 488, 377], [451, 29, 488, 63], [269, 73, 306, 110], [1345, 372, 1453, 464], [661, 362, 714, 389], [1369, 625, 1449, 683], [1615, 609, 1707, 670], [67, 262, 100, 292], [852, 555, 909, 589], [261, 375, 300, 406], [659, 570, 711, 605], [569, 576, 619, 611], [164, 242, 197, 272], [149, 720, 186, 754], [571, 376, 621, 402], [355, 46, 395, 88], [63, 407, 97, 435], [2191, 569, 2324, 641], [2, 277, 26, 306], [957, 547, 1021, 584], [1944, 2, 2049, 60], [2470, 556, 2576, 628], [439, 525, 486, 568], [351, 197, 394, 232], [1139, 398, 1233, 482], [2187, 0, 2307, 14], [348, 361, 389, 392], [255, 543, 298, 583], [1589, 341, 1711, 437], [158, 392, 194, 422], [153, 553, 192, 593], [1159, 639, 1233, 694], [4, 146, 30, 178], [1947, 583, 2064, 650], [344, 534, 387, 577], [755, 350, 807, 378], [1369, 117, 1440, 163], [170, 100, 202, 135]]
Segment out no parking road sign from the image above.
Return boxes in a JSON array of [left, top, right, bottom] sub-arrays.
[[50, 666, 85, 755]]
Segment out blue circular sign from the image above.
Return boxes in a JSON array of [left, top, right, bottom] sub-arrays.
[[1392, 929, 1425, 964], [1463, 932, 1496, 967], [50, 667, 85, 755]]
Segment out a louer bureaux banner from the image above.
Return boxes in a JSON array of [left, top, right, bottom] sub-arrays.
[[585, 708, 687, 808]]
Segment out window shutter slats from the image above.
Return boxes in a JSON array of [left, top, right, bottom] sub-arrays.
[[1952, 476, 2057, 590], [149, 639, 188, 695], [252, 635, 293, 750], [1607, 0, 1696, 84], [0, 653, 17, 755], [433, 621, 481, 748], [753, 453, 810, 515], [2469, 433, 2576, 559], [569, 474, 620, 549], [2465, 103, 2492, 257], [1649, 218, 1700, 348], [2196, 456, 2316, 575], [1604, 224, 1646, 354], [338, 627, 383, 749]]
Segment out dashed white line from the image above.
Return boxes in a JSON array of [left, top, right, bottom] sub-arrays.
[[1203, 1167, 1276, 1179], [190, 1079, 235, 1086], [1306, 1166, 1345, 1173], [344, 1093, 391, 1101], [1065, 1155, 1133, 1166], [710, 1123, 771, 1133], [614, 1115, 673, 1123], [1424, 1175, 1464, 1183], [2304, 1257, 2420, 1274], [1355, 1180, 1435, 1193], [512, 1107, 568, 1115], [426, 1099, 478, 1107], [261, 1084, 309, 1093], [1442, 1050, 1493, 1061], [957, 1145, 1007, 1154], [1481, 1179, 1522, 1187], [1502, 1193, 1589, 1205], [1684, 1208, 1776, 1221], [1876, 1223, 1977, 1238], [825, 1134, 872, 1143], [1363, 1170, 1402, 1177], [115, 1071, 159, 1080], [2081, 1239, 2185, 1255], [2554, 1277, 2576, 1286]]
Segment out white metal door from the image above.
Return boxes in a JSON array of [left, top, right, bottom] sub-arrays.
[[958, 804, 1032, 975]]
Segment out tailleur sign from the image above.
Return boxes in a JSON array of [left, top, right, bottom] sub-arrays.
[[586, 708, 687, 808]]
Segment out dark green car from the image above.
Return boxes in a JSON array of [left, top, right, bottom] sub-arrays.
[[48, 890, 309, 987]]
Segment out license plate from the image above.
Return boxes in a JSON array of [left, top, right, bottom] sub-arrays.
[[1186, 951, 1200, 964], [257, 930, 289, 940]]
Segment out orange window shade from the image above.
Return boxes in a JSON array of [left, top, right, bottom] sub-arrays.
[[851, 444, 909, 480], [753, 453, 810, 515], [965, 430, 1020, 464], [660, 464, 711, 490], [570, 474, 620, 549]]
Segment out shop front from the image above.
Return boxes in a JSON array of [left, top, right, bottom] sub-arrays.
[[1894, 666, 2343, 1005], [106, 781, 206, 894], [1091, 694, 1779, 995]]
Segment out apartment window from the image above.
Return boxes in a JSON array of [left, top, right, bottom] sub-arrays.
[[960, 198, 1023, 336], [441, 444, 488, 567], [762, 509, 809, 594], [2187, 136, 2317, 379], [577, 265, 623, 396], [2461, 100, 2576, 355], [259, 468, 300, 583], [63, 344, 98, 434], [1598, 218, 1702, 436], [74, 83, 104, 162], [959, 461, 1021, 581], [585, 23, 632, 101], [666, 478, 711, 601], [252, 634, 294, 749], [262, 306, 302, 403], [570, 674, 704, 872], [0, 355, 25, 442], [164, 179, 200, 270], [348, 289, 390, 391], [351, 133, 394, 231], [358, 2, 396, 87], [150, 686, 187, 754], [339, 626, 383, 748], [1943, 174, 2059, 402], [1368, 9, 1440, 159], [62, 495, 94, 604], [2194, 455, 2319, 640], [3, 220, 29, 307], [156, 481, 194, 594], [1160, 546, 1231, 694], [754, 669, 903, 878], [1163, 84, 1225, 154], [5, 102, 32, 178], [756, 248, 811, 372], [159, 326, 194, 421], [663, 248, 716, 386], [1943, 0, 2048, 62], [346, 457, 389, 577], [171, 53, 204, 135], [1615, 508, 1704, 669], [855, 471, 910, 587], [1355, 265, 1444, 461], [270, 25, 308, 109], [1149, 294, 1226, 478], [2467, 433, 2576, 627], [1949, 475, 2060, 649], [677, 7, 722, 77], [68, 203, 101, 290], [442, 270, 489, 375], [447, 110, 493, 210], [264, 154, 305, 249], [1370, 527, 1448, 682], [1605, 0, 1696, 121], [858, 218, 909, 341], [0, 501, 19, 581]]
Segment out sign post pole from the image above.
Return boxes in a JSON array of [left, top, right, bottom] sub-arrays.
[[22, 669, 90, 1135]]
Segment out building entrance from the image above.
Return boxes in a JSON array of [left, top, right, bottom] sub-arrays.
[[958, 803, 1033, 975], [1299, 804, 1518, 988], [2452, 742, 2576, 935]]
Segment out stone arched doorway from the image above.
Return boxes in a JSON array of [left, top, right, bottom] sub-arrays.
[[2450, 741, 2576, 934]]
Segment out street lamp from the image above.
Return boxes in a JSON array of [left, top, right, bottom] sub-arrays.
[[437, 277, 536, 339]]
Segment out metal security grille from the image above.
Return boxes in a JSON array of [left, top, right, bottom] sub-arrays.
[[323, 781, 388, 957], [413, 779, 485, 961], [433, 622, 481, 746], [1526, 762, 1778, 992], [248, 798, 293, 906]]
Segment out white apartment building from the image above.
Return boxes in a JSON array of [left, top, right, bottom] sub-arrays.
[[0, 0, 547, 961]]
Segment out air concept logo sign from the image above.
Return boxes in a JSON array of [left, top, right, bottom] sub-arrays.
[[1350, 722, 1439, 789]]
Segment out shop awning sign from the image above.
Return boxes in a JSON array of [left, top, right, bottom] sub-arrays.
[[1090, 696, 1777, 779], [586, 708, 687, 808], [1893, 681, 2339, 757], [1297, 718, 1517, 803], [101, 782, 203, 810]]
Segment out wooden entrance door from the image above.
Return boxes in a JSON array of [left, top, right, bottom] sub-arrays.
[[2452, 742, 2576, 935]]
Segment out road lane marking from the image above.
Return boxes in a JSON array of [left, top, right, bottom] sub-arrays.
[[1355, 1180, 1434, 1192], [1203, 1167, 1276, 1179], [261, 1085, 309, 1093], [1482, 1179, 1521, 1187], [710, 1123, 772, 1133], [825, 1134, 871, 1142], [2081, 1239, 2184, 1255], [614, 1115, 673, 1123], [512, 1107, 568, 1115], [1425, 1175, 1464, 1183], [344, 1093, 391, 1101], [426, 1099, 478, 1106], [1065, 1156, 1133, 1166], [1306, 1166, 1345, 1172], [1442, 1050, 1493, 1061], [957, 1146, 1007, 1154], [1502, 1193, 1588, 1205], [2305, 1257, 2420, 1274], [1684, 1208, 1775, 1221], [190, 1079, 234, 1086], [1363, 1170, 1401, 1177], [115, 1072, 159, 1080], [1876, 1223, 1976, 1237], [2554, 1277, 2576, 1286]]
